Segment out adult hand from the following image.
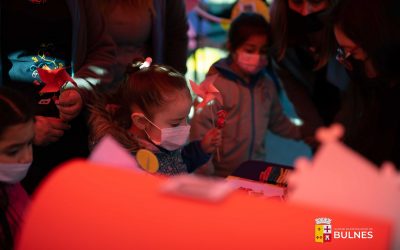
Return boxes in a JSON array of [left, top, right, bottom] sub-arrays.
[[34, 116, 71, 146], [56, 89, 83, 121]]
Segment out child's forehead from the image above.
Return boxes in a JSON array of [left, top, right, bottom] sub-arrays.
[[242, 34, 268, 46], [156, 90, 192, 114]]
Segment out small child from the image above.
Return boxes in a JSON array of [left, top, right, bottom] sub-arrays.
[[89, 60, 221, 175], [190, 13, 302, 177], [0, 87, 33, 249]]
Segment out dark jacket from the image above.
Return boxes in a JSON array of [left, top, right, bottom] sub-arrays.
[[151, 0, 188, 74]]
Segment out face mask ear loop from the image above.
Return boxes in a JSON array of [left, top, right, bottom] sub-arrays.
[[132, 113, 163, 144], [132, 112, 162, 131]]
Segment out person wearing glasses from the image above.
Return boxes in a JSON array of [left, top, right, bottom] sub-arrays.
[[332, 0, 400, 169], [269, 0, 349, 144]]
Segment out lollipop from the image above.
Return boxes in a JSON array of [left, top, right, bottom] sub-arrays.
[[216, 110, 227, 129]]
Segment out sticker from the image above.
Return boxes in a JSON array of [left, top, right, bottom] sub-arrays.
[[136, 149, 159, 173], [38, 98, 51, 105]]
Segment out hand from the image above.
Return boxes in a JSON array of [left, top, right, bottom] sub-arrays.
[[200, 128, 222, 154], [56, 89, 83, 121], [34, 116, 71, 146]]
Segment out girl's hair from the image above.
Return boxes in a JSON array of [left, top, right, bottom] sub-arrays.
[[97, 0, 154, 16], [0, 87, 34, 139], [0, 87, 33, 250], [228, 12, 271, 53], [270, 0, 339, 69], [331, 0, 400, 80], [120, 60, 190, 119]]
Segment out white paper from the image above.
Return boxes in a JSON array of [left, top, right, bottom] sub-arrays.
[[89, 135, 143, 172]]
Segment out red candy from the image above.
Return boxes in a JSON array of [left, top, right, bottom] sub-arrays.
[[216, 110, 227, 129]]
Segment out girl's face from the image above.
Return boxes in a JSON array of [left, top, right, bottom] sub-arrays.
[[0, 121, 34, 164], [232, 34, 268, 76], [288, 0, 329, 16], [143, 89, 192, 143]]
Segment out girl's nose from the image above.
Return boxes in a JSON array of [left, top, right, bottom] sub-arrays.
[[300, 3, 313, 16], [19, 146, 33, 164]]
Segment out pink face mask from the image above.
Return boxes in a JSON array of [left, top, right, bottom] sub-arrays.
[[237, 52, 267, 74], [136, 113, 191, 151]]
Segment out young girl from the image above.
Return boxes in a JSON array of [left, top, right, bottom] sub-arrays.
[[89, 60, 221, 175], [0, 87, 33, 249], [190, 13, 302, 177]]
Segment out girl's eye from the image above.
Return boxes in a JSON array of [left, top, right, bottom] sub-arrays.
[[170, 123, 180, 127], [244, 48, 256, 54], [6, 148, 19, 157]]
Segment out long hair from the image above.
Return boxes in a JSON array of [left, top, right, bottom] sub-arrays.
[[0, 87, 34, 250], [331, 0, 400, 80], [97, 0, 154, 16], [270, 0, 339, 69]]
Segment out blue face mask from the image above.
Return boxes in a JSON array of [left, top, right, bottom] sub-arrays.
[[0, 162, 31, 184]]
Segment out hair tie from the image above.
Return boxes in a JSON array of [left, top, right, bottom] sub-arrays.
[[140, 57, 153, 69]]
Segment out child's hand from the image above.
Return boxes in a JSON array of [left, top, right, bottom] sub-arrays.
[[201, 128, 222, 154]]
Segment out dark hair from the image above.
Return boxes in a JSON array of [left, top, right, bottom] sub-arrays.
[[0, 87, 34, 140], [331, 0, 400, 79], [0, 87, 34, 250], [228, 12, 271, 53], [270, 0, 339, 69]]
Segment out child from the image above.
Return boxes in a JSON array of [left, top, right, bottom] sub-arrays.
[[0, 87, 33, 249], [190, 13, 302, 177], [89, 60, 221, 175]]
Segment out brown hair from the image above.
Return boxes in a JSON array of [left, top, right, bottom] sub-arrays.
[[97, 0, 154, 16], [0, 87, 34, 139], [121, 60, 190, 119], [270, 0, 339, 69]]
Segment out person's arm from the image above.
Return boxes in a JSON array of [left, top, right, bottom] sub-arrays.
[[267, 79, 302, 140], [182, 141, 211, 173], [59, 0, 116, 120], [164, 0, 189, 74], [71, 0, 116, 90]]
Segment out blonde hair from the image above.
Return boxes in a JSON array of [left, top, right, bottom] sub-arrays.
[[270, 0, 338, 69]]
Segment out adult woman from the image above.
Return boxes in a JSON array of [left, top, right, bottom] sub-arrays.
[[98, 0, 189, 81], [270, 0, 348, 139], [332, 0, 400, 168]]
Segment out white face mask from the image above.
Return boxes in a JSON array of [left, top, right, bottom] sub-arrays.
[[237, 51, 267, 74], [138, 114, 191, 151], [0, 162, 31, 184]]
